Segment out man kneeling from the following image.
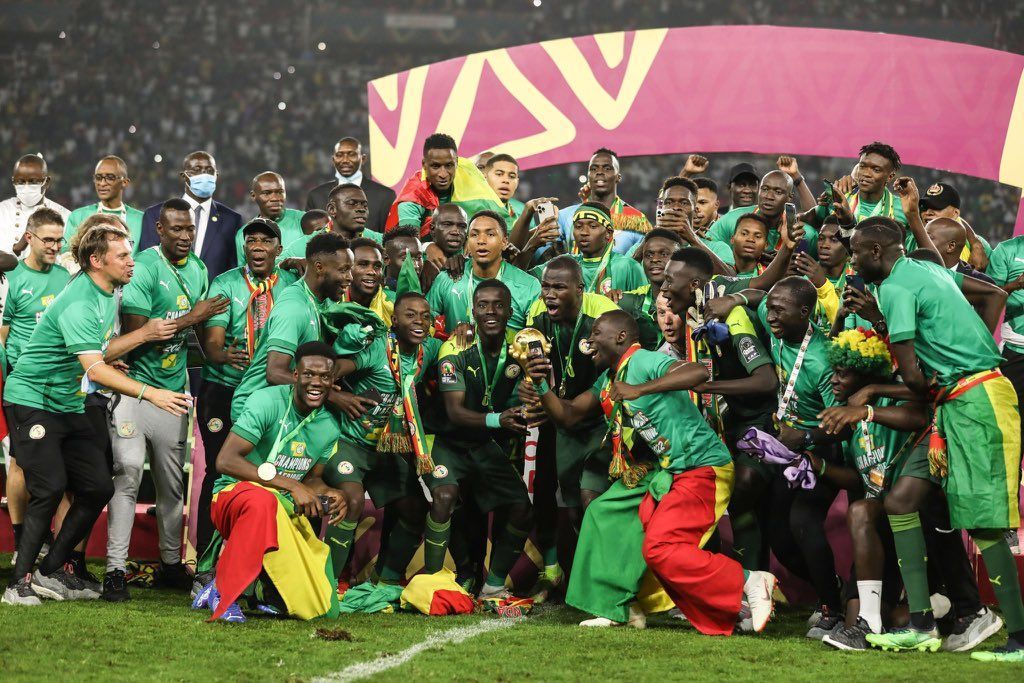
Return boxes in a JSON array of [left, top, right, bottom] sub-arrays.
[[193, 342, 345, 622]]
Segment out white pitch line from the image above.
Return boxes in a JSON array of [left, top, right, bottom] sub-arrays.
[[312, 617, 524, 683]]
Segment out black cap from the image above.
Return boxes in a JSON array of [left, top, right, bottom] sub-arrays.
[[919, 182, 960, 212], [242, 217, 282, 241], [728, 162, 758, 185]]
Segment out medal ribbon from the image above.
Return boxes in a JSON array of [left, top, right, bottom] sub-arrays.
[[599, 342, 642, 478], [554, 307, 587, 391], [269, 403, 321, 465], [774, 324, 815, 424], [586, 243, 614, 294], [379, 333, 433, 474], [476, 337, 508, 410], [242, 267, 280, 358]]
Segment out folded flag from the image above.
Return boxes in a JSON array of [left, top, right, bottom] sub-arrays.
[[400, 569, 475, 615]]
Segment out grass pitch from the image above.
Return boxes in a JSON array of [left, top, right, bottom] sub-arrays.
[[1, 555, 1021, 682]]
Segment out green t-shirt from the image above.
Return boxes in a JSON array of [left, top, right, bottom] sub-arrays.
[[230, 279, 325, 419], [588, 349, 731, 472], [215, 384, 342, 495], [986, 236, 1024, 352], [534, 251, 646, 296], [843, 395, 926, 497], [436, 338, 521, 445], [336, 335, 441, 447], [503, 198, 525, 224], [707, 204, 819, 257], [121, 247, 209, 392], [2, 261, 71, 369], [615, 284, 663, 350], [426, 261, 540, 335], [63, 203, 144, 254], [278, 228, 383, 262], [813, 188, 908, 230], [757, 299, 837, 429], [234, 208, 306, 265], [201, 266, 299, 388], [4, 273, 118, 413], [879, 257, 1001, 387]]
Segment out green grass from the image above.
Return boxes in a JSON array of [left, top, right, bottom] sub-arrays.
[[1, 555, 1022, 682]]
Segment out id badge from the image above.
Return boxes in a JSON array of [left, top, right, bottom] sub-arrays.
[[866, 466, 886, 497]]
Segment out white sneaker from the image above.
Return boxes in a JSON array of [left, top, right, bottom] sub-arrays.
[[742, 571, 777, 633], [579, 616, 619, 627], [2, 574, 42, 606], [478, 583, 512, 600], [943, 607, 1003, 652], [579, 603, 646, 629]]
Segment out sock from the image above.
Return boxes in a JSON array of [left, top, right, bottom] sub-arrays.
[[378, 518, 422, 583], [857, 580, 883, 633], [12, 523, 23, 548], [542, 545, 559, 568], [422, 516, 451, 574], [69, 550, 86, 574], [325, 520, 358, 583], [888, 512, 934, 624], [730, 511, 762, 571], [974, 532, 1024, 634], [485, 523, 530, 588]]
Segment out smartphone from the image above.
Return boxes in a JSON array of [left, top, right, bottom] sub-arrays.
[[784, 202, 797, 228], [847, 274, 866, 292], [527, 340, 544, 358], [794, 239, 809, 255], [822, 179, 836, 202], [316, 495, 332, 517], [535, 201, 556, 224]]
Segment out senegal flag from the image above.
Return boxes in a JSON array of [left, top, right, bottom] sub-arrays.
[[385, 157, 507, 237]]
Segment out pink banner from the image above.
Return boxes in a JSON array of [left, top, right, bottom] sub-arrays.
[[368, 25, 1024, 192]]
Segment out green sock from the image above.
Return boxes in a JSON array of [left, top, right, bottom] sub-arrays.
[[542, 545, 559, 568], [378, 518, 424, 583], [422, 516, 451, 574], [326, 520, 358, 582], [730, 511, 762, 571], [888, 512, 933, 615], [975, 531, 1024, 633], [485, 523, 530, 588]]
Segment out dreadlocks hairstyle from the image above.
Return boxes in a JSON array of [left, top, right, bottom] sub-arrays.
[[828, 327, 893, 378]]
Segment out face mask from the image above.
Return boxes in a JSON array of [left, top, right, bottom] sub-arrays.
[[188, 173, 217, 199], [15, 183, 44, 206]]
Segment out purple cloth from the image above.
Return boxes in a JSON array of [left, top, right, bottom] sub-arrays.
[[736, 428, 818, 489]]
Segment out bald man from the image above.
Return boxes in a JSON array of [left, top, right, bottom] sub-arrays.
[[233, 172, 305, 263], [65, 156, 144, 253], [139, 150, 243, 279], [925, 217, 994, 284], [0, 154, 70, 256]]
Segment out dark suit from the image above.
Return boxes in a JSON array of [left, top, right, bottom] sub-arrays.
[[139, 199, 242, 280], [305, 176, 396, 233]]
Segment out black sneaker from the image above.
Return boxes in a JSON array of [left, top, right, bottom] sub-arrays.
[[806, 605, 843, 640], [823, 617, 872, 651], [68, 557, 102, 594], [154, 562, 192, 591], [102, 569, 131, 602]]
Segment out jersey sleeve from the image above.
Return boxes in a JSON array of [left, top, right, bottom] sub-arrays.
[[878, 282, 916, 343], [263, 301, 308, 355], [205, 274, 234, 329], [632, 350, 674, 382], [510, 276, 542, 331], [726, 307, 773, 374], [706, 215, 734, 244], [588, 369, 609, 399], [525, 297, 546, 327], [615, 258, 647, 292], [987, 243, 1010, 285], [2, 272, 18, 325], [58, 299, 106, 354], [425, 273, 450, 321], [396, 202, 427, 226], [120, 261, 156, 317], [230, 392, 274, 446], [437, 341, 467, 393]]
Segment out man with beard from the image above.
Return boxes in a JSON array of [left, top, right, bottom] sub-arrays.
[[279, 184, 375, 264], [708, 170, 819, 256], [233, 172, 306, 264], [526, 309, 777, 634], [104, 198, 229, 601]]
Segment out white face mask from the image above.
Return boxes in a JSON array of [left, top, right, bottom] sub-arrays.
[[15, 183, 44, 206]]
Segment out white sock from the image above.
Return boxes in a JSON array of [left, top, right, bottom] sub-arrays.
[[857, 580, 883, 633]]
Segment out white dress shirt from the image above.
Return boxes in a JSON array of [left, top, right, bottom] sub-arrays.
[[182, 194, 213, 256], [0, 195, 70, 254]]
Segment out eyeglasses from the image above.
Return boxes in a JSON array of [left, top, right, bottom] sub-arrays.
[[28, 232, 65, 248], [94, 174, 125, 183]]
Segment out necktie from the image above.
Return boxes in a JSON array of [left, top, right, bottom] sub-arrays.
[[194, 204, 202, 231]]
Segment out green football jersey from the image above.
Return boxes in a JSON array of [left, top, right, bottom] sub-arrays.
[[201, 266, 298, 388], [435, 338, 522, 445], [843, 396, 928, 498], [121, 247, 209, 392], [427, 261, 540, 335], [215, 384, 342, 496], [278, 227, 382, 262], [2, 261, 71, 369], [63, 203, 144, 254], [707, 204, 819, 256], [986, 236, 1024, 353], [4, 273, 118, 413]]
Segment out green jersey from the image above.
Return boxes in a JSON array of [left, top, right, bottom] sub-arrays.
[[233, 208, 306, 265], [2, 261, 71, 369], [436, 338, 521, 445], [4, 273, 117, 413], [336, 334, 441, 447], [531, 250, 646, 296], [63, 203, 144, 254], [121, 247, 209, 392], [588, 349, 731, 472], [757, 299, 837, 429], [843, 396, 927, 498], [503, 198, 525, 223], [879, 257, 1001, 387], [707, 204, 819, 256], [986, 236, 1024, 352], [215, 384, 342, 496], [230, 279, 326, 419], [712, 300, 776, 428], [278, 228, 383, 262], [615, 284, 663, 350], [427, 261, 540, 335], [201, 266, 298, 388]]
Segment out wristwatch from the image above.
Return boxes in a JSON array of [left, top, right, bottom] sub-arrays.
[[257, 462, 277, 482]]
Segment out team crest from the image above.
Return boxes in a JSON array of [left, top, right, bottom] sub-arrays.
[[926, 184, 942, 196], [440, 359, 457, 384], [40, 294, 55, 307], [117, 421, 137, 438], [176, 295, 189, 310], [504, 364, 521, 378], [432, 465, 449, 479], [207, 418, 223, 433], [28, 424, 45, 440], [290, 442, 307, 456], [337, 461, 354, 475], [579, 338, 593, 355]]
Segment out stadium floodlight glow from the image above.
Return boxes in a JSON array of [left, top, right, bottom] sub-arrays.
[[154, 154, 163, 163], [317, 42, 327, 51], [533, 0, 542, 6], [278, 101, 287, 110], [152, 41, 160, 49], [578, 174, 586, 183], [273, 72, 282, 80], [287, 66, 296, 74], [58, 31, 66, 39], [128, 125, 137, 134]]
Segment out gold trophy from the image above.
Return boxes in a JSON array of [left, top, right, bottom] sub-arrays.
[[509, 328, 551, 418]]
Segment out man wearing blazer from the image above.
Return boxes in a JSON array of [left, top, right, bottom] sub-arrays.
[[305, 137, 395, 233], [139, 151, 242, 280]]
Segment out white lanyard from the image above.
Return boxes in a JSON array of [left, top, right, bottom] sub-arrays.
[[775, 324, 814, 422], [96, 202, 127, 225]]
